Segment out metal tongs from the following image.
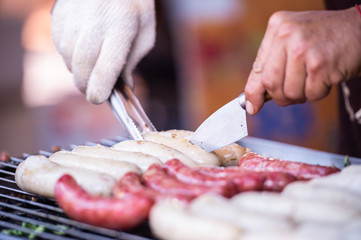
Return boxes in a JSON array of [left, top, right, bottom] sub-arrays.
[[108, 81, 157, 140]]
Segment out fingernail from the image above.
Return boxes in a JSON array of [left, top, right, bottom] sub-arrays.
[[246, 100, 255, 115]]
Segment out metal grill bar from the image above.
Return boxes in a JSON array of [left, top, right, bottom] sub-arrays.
[[0, 193, 61, 212], [0, 177, 16, 185], [0, 212, 78, 240], [0, 169, 15, 176], [0, 139, 155, 240]]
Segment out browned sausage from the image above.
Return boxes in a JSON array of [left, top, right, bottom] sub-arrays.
[[143, 164, 235, 199], [238, 152, 340, 180], [197, 166, 265, 192], [261, 172, 296, 192], [113, 172, 190, 202], [163, 159, 237, 195], [198, 165, 296, 192], [55, 174, 153, 230]]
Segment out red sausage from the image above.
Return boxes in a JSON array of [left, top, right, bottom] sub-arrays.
[[238, 152, 340, 180], [163, 159, 237, 196], [55, 174, 153, 230], [262, 172, 297, 192], [143, 164, 235, 199], [113, 172, 150, 198], [198, 166, 295, 192], [197, 166, 265, 192], [113, 172, 190, 202]]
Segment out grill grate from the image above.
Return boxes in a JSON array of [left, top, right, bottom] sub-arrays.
[[0, 138, 155, 240]]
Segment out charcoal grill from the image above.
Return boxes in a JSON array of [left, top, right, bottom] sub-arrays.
[[0, 137, 156, 240]]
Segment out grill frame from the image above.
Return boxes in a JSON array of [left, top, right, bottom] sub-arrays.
[[0, 137, 155, 240], [2, 136, 361, 240]]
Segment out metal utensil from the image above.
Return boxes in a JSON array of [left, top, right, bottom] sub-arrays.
[[108, 84, 156, 140], [190, 92, 271, 152]]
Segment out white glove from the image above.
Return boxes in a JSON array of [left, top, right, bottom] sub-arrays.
[[51, 0, 156, 104]]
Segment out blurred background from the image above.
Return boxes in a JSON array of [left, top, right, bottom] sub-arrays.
[[0, 0, 338, 157]]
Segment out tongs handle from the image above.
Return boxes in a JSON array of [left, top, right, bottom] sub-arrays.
[[108, 83, 156, 140], [118, 84, 157, 133]]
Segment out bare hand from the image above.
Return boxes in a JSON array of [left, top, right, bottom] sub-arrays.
[[245, 7, 361, 115]]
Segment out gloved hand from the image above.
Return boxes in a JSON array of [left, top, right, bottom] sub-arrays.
[[51, 0, 156, 104], [245, 6, 361, 115]]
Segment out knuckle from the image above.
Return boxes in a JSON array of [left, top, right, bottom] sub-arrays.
[[290, 42, 307, 60], [277, 22, 294, 38], [329, 70, 343, 84], [307, 53, 326, 75], [261, 76, 277, 91], [273, 97, 292, 107], [284, 89, 298, 100], [268, 11, 288, 28], [284, 89, 304, 102], [305, 79, 330, 101]]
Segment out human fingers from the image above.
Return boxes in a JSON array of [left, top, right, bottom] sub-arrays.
[[283, 42, 307, 104], [259, 45, 287, 106], [245, 71, 267, 115], [304, 53, 332, 102], [245, 12, 285, 114]]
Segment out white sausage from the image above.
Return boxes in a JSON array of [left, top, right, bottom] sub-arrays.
[[160, 130, 249, 166], [160, 129, 194, 140], [283, 181, 361, 212], [189, 193, 293, 232], [231, 192, 359, 224], [239, 231, 336, 240], [143, 132, 220, 166], [49, 151, 141, 180], [112, 140, 197, 167], [213, 143, 250, 167], [341, 164, 361, 175], [309, 169, 361, 196], [149, 199, 241, 240], [15, 155, 116, 198], [71, 144, 162, 171]]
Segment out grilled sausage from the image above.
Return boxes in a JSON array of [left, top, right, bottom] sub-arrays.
[[49, 151, 141, 180], [113, 172, 190, 202], [15, 155, 116, 197], [213, 143, 251, 166], [143, 164, 233, 200], [282, 181, 361, 212], [261, 172, 297, 192], [112, 172, 148, 197], [160, 130, 250, 166], [158, 129, 194, 140], [231, 191, 359, 224], [190, 193, 293, 232], [112, 140, 197, 167], [149, 199, 242, 240], [197, 166, 264, 191], [198, 166, 295, 192], [309, 166, 361, 196], [55, 174, 153, 230], [143, 132, 221, 166], [238, 152, 340, 180], [71, 144, 162, 172], [163, 159, 237, 196]]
